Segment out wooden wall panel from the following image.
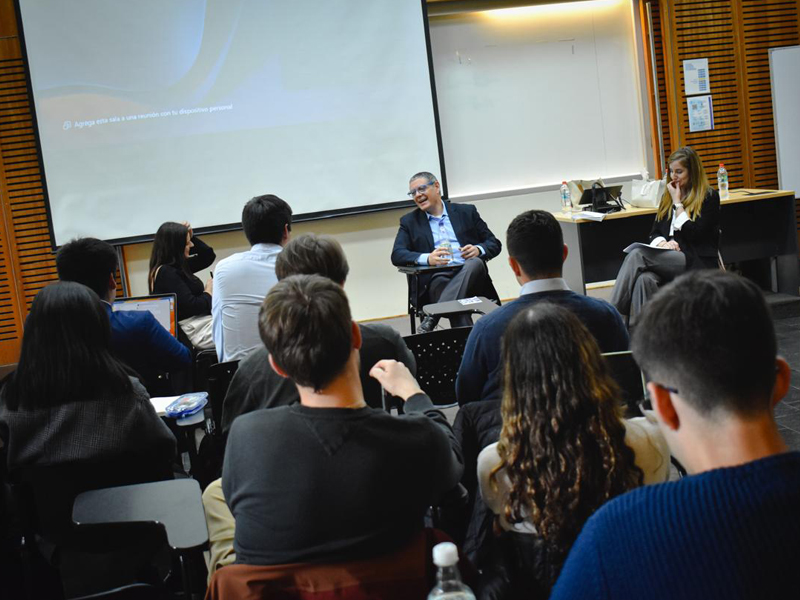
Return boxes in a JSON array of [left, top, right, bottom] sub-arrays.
[[649, 0, 672, 174], [0, 0, 59, 364], [739, 0, 800, 189], [661, 0, 748, 188]]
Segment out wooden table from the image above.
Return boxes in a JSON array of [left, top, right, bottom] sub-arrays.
[[555, 189, 798, 295]]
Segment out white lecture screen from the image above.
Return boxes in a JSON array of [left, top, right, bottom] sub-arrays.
[[18, 0, 442, 245]]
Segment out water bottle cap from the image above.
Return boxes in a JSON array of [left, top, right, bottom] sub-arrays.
[[432, 542, 459, 567], [719, 163, 725, 167], [562, 181, 567, 184]]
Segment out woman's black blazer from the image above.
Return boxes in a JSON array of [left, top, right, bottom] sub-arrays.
[[648, 189, 720, 270]]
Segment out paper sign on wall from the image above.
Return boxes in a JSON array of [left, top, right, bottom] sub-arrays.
[[684, 58, 709, 96], [688, 95, 714, 132]]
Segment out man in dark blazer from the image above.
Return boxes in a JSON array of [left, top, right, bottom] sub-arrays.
[[56, 238, 191, 394], [391, 171, 501, 332]]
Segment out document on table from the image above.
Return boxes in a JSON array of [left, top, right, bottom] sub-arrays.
[[571, 211, 606, 222], [623, 242, 670, 253], [151, 396, 180, 417]]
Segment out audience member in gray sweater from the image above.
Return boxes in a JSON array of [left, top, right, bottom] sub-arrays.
[[203, 275, 462, 570]]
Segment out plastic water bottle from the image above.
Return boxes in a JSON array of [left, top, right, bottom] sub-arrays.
[[560, 181, 572, 213], [437, 221, 454, 263], [717, 164, 729, 200], [427, 542, 476, 600]]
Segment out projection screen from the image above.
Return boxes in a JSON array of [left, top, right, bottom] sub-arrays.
[[16, 0, 444, 246]]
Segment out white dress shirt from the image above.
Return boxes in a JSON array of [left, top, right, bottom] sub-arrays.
[[212, 243, 282, 362]]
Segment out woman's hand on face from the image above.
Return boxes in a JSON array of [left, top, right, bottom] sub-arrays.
[[182, 221, 193, 239], [667, 180, 683, 205]]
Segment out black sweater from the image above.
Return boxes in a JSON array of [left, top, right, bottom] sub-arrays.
[[152, 236, 215, 320], [222, 394, 463, 565]]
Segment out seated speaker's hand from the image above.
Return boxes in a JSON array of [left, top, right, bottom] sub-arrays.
[[428, 247, 451, 266], [459, 244, 480, 259], [369, 360, 423, 402]]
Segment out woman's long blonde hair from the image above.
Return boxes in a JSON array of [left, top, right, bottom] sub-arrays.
[[656, 146, 711, 221]]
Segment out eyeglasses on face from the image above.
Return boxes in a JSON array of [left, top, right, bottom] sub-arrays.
[[639, 382, 679, 413], [407, 181, 436, 198]]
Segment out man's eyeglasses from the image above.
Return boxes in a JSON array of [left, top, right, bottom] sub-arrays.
[[638, 382, 679, 414], [408, 181, 436, 198]]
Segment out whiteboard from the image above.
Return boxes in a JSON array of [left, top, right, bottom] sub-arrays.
[[429, 1, 647, 198], [770, 45, 800, 199]]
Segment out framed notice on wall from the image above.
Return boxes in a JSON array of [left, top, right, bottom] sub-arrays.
[[688, 95, 714, 132]]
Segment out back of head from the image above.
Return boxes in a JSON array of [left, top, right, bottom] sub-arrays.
[[258, 274, 352, 392], [275, 233, 350, 284], [506, 210, 563, 278], [242, 194, 292, 246], [149, 221, 189, 285], [632, 270, 776, 417], [5, 281, 131, 410], [56, 237, 118, 298], [497, 302, 640, 562]]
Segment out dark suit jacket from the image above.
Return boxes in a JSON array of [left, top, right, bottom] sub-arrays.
[[391, 202, 502, 300], [105, 304, 192, 393], [649, 189, 720, 270]]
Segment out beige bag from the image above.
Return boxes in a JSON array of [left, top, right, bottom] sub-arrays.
[[631, 178, 666, 208], [179, 314, 214, 349]]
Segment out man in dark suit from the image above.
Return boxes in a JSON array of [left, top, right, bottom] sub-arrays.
[[56, 238, 191, 394], [391, 171, 501, 332]]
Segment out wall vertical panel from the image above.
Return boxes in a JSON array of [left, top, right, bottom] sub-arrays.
[[661, 0, 749, 188], [739, 0, 800, 189], [0, 0, 58, 363]]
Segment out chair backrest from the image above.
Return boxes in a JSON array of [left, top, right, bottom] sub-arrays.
[[403, 327, 473, 406], [194, 348, 220, 392], [69, 582, 165, 600], [60, 522, 171, 600], [207, 360, 240, 430], [206, 529, 464, 600], [8, 454, 173, 546], [601, 351, 646, 416]]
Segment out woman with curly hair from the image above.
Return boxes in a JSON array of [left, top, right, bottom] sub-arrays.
[[476, 303, 669, 599]]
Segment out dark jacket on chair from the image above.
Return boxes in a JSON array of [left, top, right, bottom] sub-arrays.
[[648, 189, 720, 270]]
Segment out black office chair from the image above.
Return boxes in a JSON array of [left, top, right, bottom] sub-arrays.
[[193, 348, 219, 392], [7, 458, 174, 600], [60, 522, 171, 599], [402, 327, 473, 406], [192, 360, 240, 490], [206, 360, 240, 430], [70, 583, 167, 600], [601, 351, 647, 417], [397, 264, 462, 332]]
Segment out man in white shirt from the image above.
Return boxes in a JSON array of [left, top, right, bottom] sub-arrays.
[[212, 194, 292, 362]]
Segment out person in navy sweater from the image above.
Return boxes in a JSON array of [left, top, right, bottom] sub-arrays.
[[456, 209, 629, 406], [551, 270, 799, 600]]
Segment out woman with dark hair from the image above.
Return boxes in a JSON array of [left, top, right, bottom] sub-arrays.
[[611, 146, 720, 325], [149, 221, 215, 347], [0, 282, 176, 469], [476, 303, 668, 599]]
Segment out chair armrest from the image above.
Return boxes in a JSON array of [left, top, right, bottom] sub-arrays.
[[397, 264, 462, 275]]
